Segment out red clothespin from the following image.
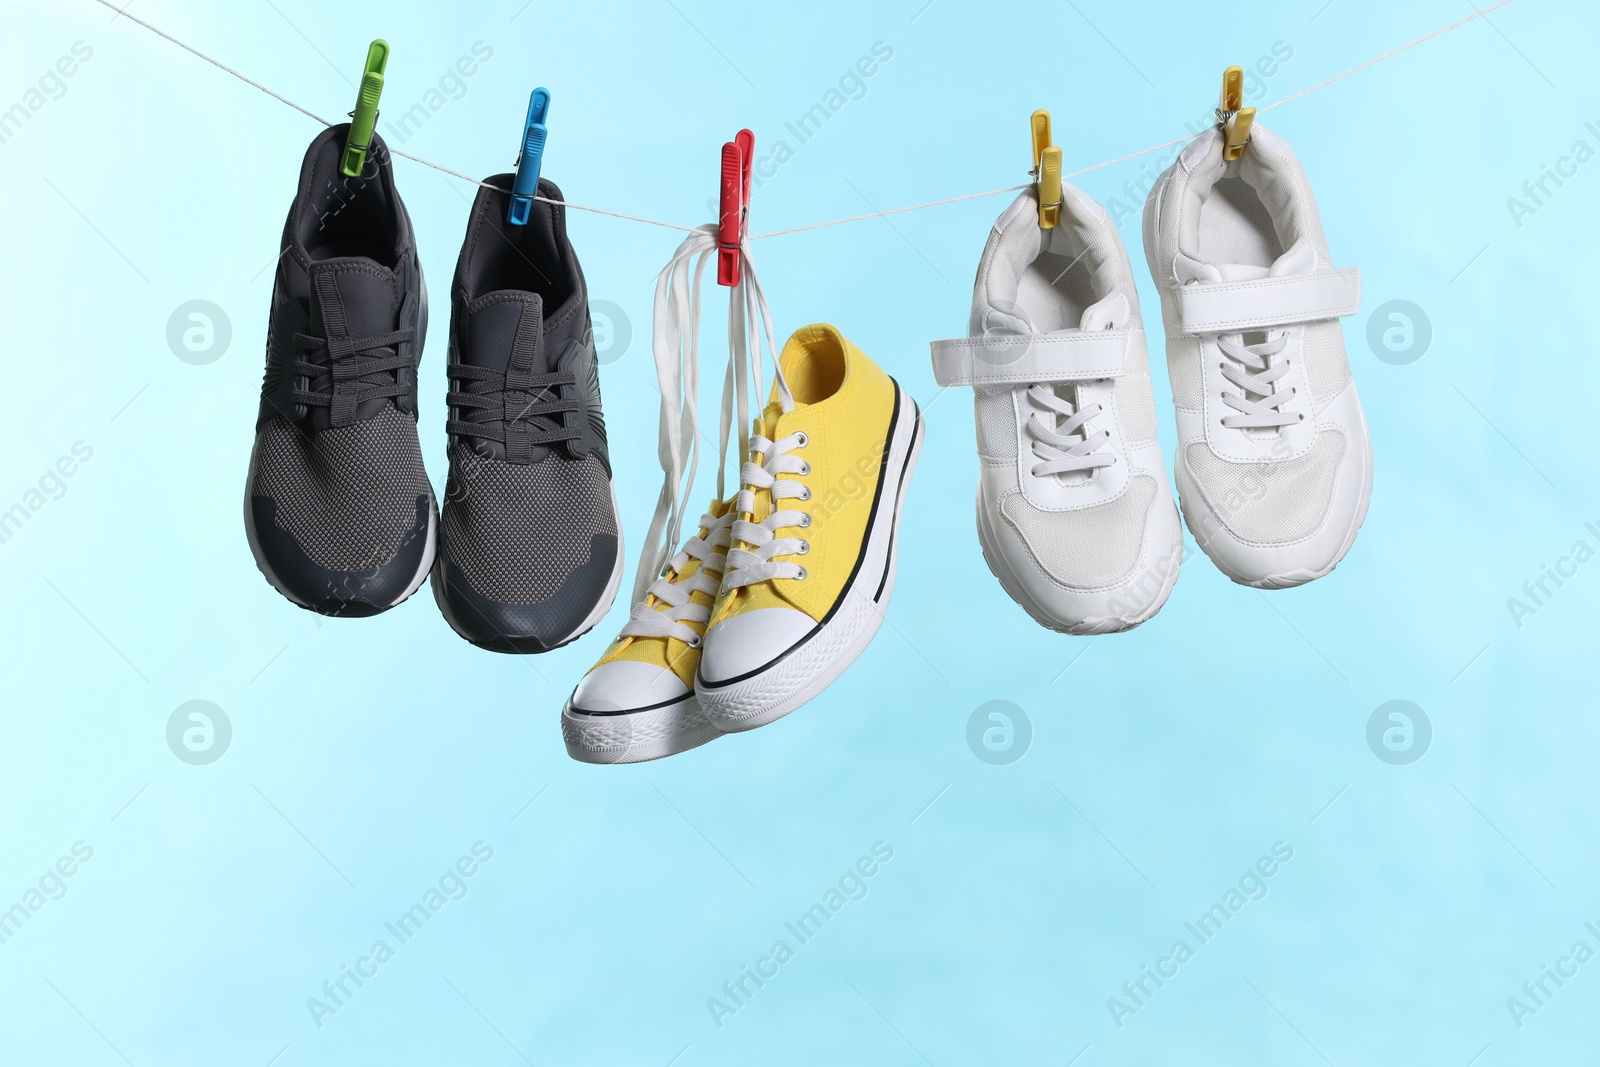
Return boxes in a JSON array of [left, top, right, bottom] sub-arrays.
[[717, 129, 754, 286]]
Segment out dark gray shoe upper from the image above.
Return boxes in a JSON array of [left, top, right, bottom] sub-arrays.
[[246, 125, 435, 618], [433, 175, 620, 653]]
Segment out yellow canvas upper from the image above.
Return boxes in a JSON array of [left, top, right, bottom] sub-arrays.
[[711, 323, 896, 627]]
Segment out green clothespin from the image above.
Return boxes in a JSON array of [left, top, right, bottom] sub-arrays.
[[340, 40, 389, 177]]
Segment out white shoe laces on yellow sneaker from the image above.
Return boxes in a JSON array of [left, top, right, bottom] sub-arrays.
[[618, 509, 736, 647], [723, 431, 811, 590], [634, 224, 793, 606]]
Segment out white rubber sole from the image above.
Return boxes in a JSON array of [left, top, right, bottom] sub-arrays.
[[560, 691, 721, 765], [697, 386, 924, 733], [974, 494, 1181, 636], [396, 510, 439, 605]]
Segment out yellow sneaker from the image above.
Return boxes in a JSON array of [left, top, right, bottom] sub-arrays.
[[562, 500, 734, 763], [696, 324, 924, 731]]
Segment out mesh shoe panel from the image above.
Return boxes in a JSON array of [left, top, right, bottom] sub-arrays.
[[1184, 429, 1346, 544], [1165, 334, 1205, 411], [999, 475, 1157, 590], [249, 407, 431, 570], [1302, 321, 1353, 400], [1116, 340, 1158, 443], [975, 392, 1018, 462], [439, 445, 617, 602]]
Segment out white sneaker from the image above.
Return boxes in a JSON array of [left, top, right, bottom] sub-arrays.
[[930, 186, 1183, 634], [1143, 122, 1372, 588]]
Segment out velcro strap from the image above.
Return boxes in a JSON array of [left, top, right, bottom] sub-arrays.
[[1178, 268, 1360, 334], [929, 330, 1128, 387]]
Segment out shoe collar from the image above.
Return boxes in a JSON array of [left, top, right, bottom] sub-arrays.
[[291, 124, 412, 267], [972, 186, 1137, 337], [1174, 122, 1319, 269]]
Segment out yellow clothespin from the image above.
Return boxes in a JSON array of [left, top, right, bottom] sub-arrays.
[[1030, 110, 1062, 229], [1217, 66, 1255, 162]]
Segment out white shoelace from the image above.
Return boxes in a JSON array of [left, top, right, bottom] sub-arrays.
[[1218, 332, 1300, 430], [619, 509, 736, 647], [634, 227, 793, 606], [1026, 384, 1115, 477], [723, 432, 812, 590]]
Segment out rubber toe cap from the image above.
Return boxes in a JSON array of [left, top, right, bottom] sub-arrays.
[[697, 607, 816, 686], [571, 660, 691, 714]]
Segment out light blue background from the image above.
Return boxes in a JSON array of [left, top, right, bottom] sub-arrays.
[[1, 0, 1595, 1063]]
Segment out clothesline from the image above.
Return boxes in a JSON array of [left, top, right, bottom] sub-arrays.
[[87, 0, 1512, 239]]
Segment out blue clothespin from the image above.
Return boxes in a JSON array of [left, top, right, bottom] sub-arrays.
[[507, 88, 551, 226]]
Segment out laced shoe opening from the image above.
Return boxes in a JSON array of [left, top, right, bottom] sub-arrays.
[[723, 431, 813, 595], [618, 507, 736, 651], [982, 216, 1127, 487], [1048, 383, 1095, 480], [1237, 329, 1283, 441], [1026, 382, 1113, 486]]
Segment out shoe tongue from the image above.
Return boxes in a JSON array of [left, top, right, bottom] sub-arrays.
[[307, 258, 402, 338], [455, 291, 562, 464], [305, 258, 405, 430], [1268, 237, 1318, 276], [1174, 238, 1318, 285], [461, 291, 548, 373], [979, 305, 1033, 336], [1079, 292, 1129, 332], [980, 291, 1128, 335]]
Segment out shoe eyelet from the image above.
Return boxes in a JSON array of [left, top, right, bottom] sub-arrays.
[[798, 541, 810, 554], [799, 461, 811, 475], [686, 634, 701, 649], [794, 566, 808, 580], [794, 432, 809, 448], [799, 486, 812, 501], [799, 514, 812, 528]]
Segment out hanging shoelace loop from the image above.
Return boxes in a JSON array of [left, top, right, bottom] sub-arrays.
[[634, 228, 791, 605]]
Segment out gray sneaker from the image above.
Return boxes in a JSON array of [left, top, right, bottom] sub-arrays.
[[430, 175, 623, 653], [244, 125, 435, 618]]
